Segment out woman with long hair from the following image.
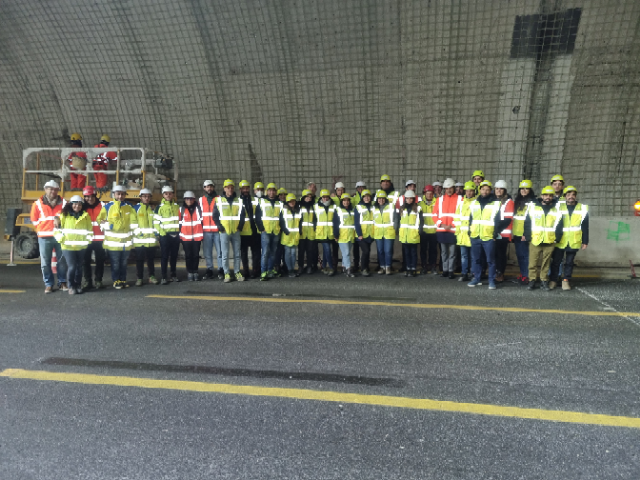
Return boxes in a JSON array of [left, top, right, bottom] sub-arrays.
[[512, 180, 537, 285]]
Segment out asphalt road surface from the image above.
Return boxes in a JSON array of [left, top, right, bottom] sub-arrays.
[[1, 263, 640, 479]]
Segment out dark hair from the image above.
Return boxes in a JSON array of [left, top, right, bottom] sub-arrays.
[[514, 189, 537, 212], [62, 200, 85, 216]]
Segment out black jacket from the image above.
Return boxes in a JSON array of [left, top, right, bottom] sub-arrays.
[[354, 200, 375, 242], [522, 198, 564, 242], [254, 196, 281, 233]]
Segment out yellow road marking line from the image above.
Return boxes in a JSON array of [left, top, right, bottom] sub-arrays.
[[0, 289, 25, 293], [2, 368, 638, 429], [146, 294, 640, 318]]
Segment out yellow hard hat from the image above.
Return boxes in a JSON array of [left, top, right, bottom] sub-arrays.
[[550, 174, 564, 183], [472, 170, 485, 178], [301, 189, 312, 197], [319, 189, 331, 197], [464, 181, 475, 190], [541, 186, 555, 195], [239, 180, 250, 188], [70, 133, 82, 141], [223, 179, 235, 187], [380, 174, 391, 182], [479, 180, 492, 189], [100, 134, 111, 143], [285, 193, 296, 202], [340, 193, 351, 200], [277, 187, 288, 195], [361, 189, 372, 197], [563, 185, 577, 195], [254, 182, 264, 189], [519, 179, 533, 189], [266, 183, 277, 191], [376, 190, 388, 198]]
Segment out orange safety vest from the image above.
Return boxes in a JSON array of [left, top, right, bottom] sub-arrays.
[[199, 196, 218, 232], [85, 201, 105, 241], [434, 194, 463, 232], [30, 196, 65, 238], [179, 206, 204, 241], [497, 198, 514, 241]]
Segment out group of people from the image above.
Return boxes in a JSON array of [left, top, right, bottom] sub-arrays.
[[30, 169, 589, 295]]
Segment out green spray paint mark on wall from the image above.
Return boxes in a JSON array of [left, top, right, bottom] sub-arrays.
[[607, 221, 631, 241]]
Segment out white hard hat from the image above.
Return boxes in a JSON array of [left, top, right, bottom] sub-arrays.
[[443, 178, 455, 189], [405, 179, 416, 186], [69, 195, 83, 203], [454, 182, 464, 187], [334, 182, 345, 189], [203, 180, 214, 187], [139, 188, 152, 196], [494, 180, 508, 190], [404, 190, 416, 198], [355, 181, 366, 188], [432, 181, 442, 187], [112, 185, 127, 193], [183, 190, 196, 199], [162, 186, 174, 193], [44, 180, 60, 189]]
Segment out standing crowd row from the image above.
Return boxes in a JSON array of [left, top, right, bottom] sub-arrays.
[[31, 170, 588, 294]]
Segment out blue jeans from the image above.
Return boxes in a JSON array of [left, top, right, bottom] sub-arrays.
[[220, 231, 241, 274], [514, 240, 529, 277], [402, 243, 418, 270], [320, 242, 333, 269], [38, 237, 68, 287], [460, 245, 472, 275], [108, 249, 130, 282], [202, 232, 222, 271], [260, 232, 280, 273], [376, 238, 394, 268], [284, 245, 297, 272], [62, 249, 85, 288], [339, 242, 352, 269], [471, 238, 496, 283]]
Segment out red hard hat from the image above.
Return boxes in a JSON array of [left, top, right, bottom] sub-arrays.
[[82, 186, 96, 196], [423, 185, 435, 193]]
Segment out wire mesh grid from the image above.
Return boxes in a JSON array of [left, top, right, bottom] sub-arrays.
[[0, 0, 638, 216]]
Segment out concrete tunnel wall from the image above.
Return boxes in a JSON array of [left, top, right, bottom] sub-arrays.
[[0, 0, 639, 264]]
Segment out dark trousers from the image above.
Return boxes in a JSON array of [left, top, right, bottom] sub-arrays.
[[182, 241, 201, 274], [276, 242, 287, 272], [310, 240, 319, 271], [135, 246, 156, 279], [353, 241, 360, 270], [63, 249, 85, 289], [402, 243, 418, 270], [550, 247, 578, 281], [83, 241, 105, 282], [495, 238, 510, 275], [419, 233, 438, 268], [159, 234, 180, 278], [241, 235, 260, 274], [298, 239, 314, 270], [332, 241, 339, 269], [358, 240, 372, 271]]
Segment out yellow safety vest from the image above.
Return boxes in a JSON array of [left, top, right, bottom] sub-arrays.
[[218, 197, 244, 234], [336, 207, 355, 243], [455, 197, 474, 247], [469, 199, 501, 241], [355, 204, 374, 239], [512, 202, 533, 237], [281, 209, 301, 247], [314, 204, 336, 240], [398, 206, 421, 244], [557, 203, 588, 249], [98, 201, 137, 251], [373, 203, 396, 240], [154, 199, 180, 236], [418, 199, 437, 234], [132, 203, 158, 247], [300, 206, 316, 240], [54, 212, 94, 251], [241, 197, 258, 236], [529, 204, 562, 246], [259, 198, 283, 234]]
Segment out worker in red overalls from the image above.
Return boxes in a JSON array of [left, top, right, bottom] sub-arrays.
[[67, 133, 87, 190], [93, 134, 117, 192]]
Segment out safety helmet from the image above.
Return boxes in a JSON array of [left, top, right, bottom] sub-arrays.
[[563, 185, 577, 195], [432, 181, 442, 187], [44, 180, 60, 189], [423, 185, 435, 193], [519, 179, 533, 189], [361, 189, 372, 197], [70, 133, 83, 141], [69, 195, 83, 203], [334, 182, 345, 189], [376, 190, 388, 198], [541, 186, 555, 195], [479, 180, 493, 189], [183, 190, 196, 199], [286, 193, 297, 202], [405, 179, 416, 187], [550, 174, 565, 183], [223, 179, 235, 187], [254, 182, 264, 190], [319, 189, 331, 197], [494, 180, 508, 190], [139, 188, 152, 196], [161, 186, 174, 193], [301, 189, 312, 197], [266, 183, 277, 191], [464, 181, 476, 191], [340, 193, 351, 200], [113, 185, 127, 193], [239, 180, 250, 188], [277, 187, 288, 195], [203, 180, 215, 187], [355, 181, 366, 188], [82, 186, 96, 196], [472, 170, 485, 179], [380, 174, 391, 182], [404, 190, 416, 198], [100, 134, 111, 144], [454, 182, 464, 187], [443, 178, 455, 189]]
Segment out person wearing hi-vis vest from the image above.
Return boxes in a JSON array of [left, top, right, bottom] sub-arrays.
[[213, 179, 247, 283], [254, 183, 283, 281], [179, 191, 204, 282], [493, 180, 514, 283], [82, 186, 106, 290], [281, 193, 300, 277], [132, 188, 159, 286], [98, 185, 137, 289], [314, 189, 337, 276], [549, 186, 589, 291], [332, 193, 357, 277], [239, 180, 260, 279], [434, 178, 462, 279], [454, 181, 477, 282], [466, 181, 511, 290], [511, 180, 537, 285], [394, 190, 423, 277], [522, 186, 564, 291], [154, 185, 181, 284], [418, 185, 438, 274], [199, 180, 223, 280], [354, 189, 375, 276], [298, 189, 316, 274], [373, 190, 396, 275]]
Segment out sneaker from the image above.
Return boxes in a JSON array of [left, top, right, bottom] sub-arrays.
[[306, 267, 313, 275], [68, 287, 76, 295], [458, 273, 469, 282], [260, 272, 269, 281], [217, 270, 225, 280], [267, 270, 276, 279], [448, 272, 456, 280], [432, 269, 439, 275], [187, 273, 194, 282], [95, 281, 103, 289], [44, 286, 53, 294], [488, 282, 497, 290], [114, 281, 123, 290], [519, 276, 529, 286], [76, 287, 83, 294], [224, 274, 232, 283], [467, 279, 480, 287], [59, 283, 69, 292], [123, 282, 129, 288], [541, 281, 550, 291], [136, 279, 143, 287], [81, 279, 92, 290], [404, 271, 410, 277], [385, 267, 392, 275], [172, 276, 181, 283], [441, 271, 449, 278], [548, 281, 557, 290], [193, 273, 200, 282], [411, 270, 418, 277], [161, 278, 169, 285], [205, 269, 214, 280], [236, 272, 245, 282], [527, 280, 537, 290], [562, 279, 571, 290], [495, 274, 504, 283], [149, 276, 159, 285], [288, 273, 296, 278], [377, 268, 385, 275], [270, 269, 281, 278], [327, 269, 335, 277], [361, 269, 370, 277], [346, 268, 355, 278]]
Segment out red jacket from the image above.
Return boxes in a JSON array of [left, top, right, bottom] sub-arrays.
[[85, 201, 105, 241], [434, 194, 463, 232], [30, 196, 64, 237], [93, 143, 117, 169]]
